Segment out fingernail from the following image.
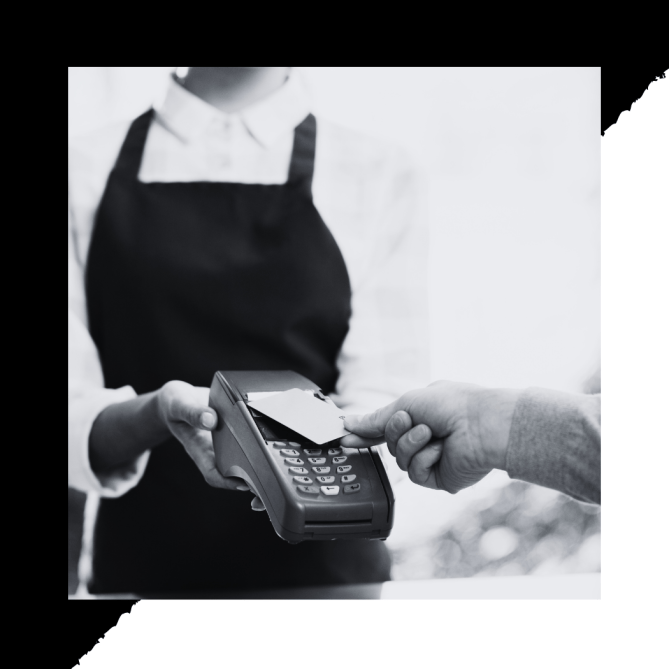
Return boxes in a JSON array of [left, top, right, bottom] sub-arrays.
[[236, 485, 250, 491], [411, 425, 429, 441], [201, 412, 216, 428]]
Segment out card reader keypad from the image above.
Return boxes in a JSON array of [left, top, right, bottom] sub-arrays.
[[271, 438, 366, 498], [298, 485, 320, 495]]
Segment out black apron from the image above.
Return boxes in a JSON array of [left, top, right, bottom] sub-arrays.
[[85, 109, 391, 595]]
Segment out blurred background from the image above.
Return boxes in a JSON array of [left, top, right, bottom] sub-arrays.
[[68, 67, 600, 593]]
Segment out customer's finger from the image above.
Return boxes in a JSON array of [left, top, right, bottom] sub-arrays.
[[395, 424, 432, 471], [340, 433, 385, 448], [407, 442, 443, 489], [384, 411, 412, 457], [343, 398, 403, 438]]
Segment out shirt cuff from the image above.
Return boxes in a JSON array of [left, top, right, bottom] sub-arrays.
[[505, 387, 601, 504], [68, 385, 151, 497]]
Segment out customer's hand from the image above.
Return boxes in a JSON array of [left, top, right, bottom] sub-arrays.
[[158, 381, 263, 508], [341, 381, 519, 494]]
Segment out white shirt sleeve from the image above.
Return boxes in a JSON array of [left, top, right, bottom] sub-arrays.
[[326, 147, 430, 488], [330, 148, 430, 417], [68, 194, 148, 497]]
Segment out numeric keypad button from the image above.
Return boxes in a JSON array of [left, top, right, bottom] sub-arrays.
[[341, 474, 356, 483], [304, 449, 322, 456], [332, 456, 347, 464], [336, 465, 352, 474], [316, 476, 335, 484], [328, 447, 342, 456], [308, 457, 326, 465], [289, 467, 308, 475], [270, 441, 287, 448], [294, 476, 312, 484], [298, 485, 320, 495], [287, 442, 301, 449], [285, 458, 304, 465], [312, 466, 331, 474], [280, 449, 300, 457], [344, 483, 361, 494], [321, 486, 340, 495]]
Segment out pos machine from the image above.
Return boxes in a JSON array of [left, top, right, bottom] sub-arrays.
[[209, 370, 395, 543]]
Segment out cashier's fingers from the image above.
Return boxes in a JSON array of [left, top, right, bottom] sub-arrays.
[[170, 422, 243, 490], [161, 380, 218, 431], [251, 496, 266, 512], [395, 424, 433, 472]]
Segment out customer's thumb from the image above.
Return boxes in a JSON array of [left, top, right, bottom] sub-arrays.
[[344, 401, 400, 437]]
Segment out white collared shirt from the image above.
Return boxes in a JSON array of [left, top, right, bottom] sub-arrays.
[[68, 72, 429, 496]]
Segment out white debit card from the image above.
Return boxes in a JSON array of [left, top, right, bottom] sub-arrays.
[[248, 388, 350, 445]]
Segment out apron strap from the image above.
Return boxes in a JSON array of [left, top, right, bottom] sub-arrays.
[[112, 108, 317, 194], [112, 108, 154, 178], [287, 114, 317, 195]]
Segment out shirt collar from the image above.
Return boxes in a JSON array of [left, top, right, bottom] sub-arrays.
[[155, 70, 311, 147]]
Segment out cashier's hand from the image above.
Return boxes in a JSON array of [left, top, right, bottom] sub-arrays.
[[341, 381, 519, 495], [158, 381, 265, 510]]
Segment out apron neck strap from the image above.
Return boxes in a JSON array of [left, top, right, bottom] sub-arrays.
[[112, 109, 154, 177], [287, 114, 317, 195], [112, 109, 317, 194]]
